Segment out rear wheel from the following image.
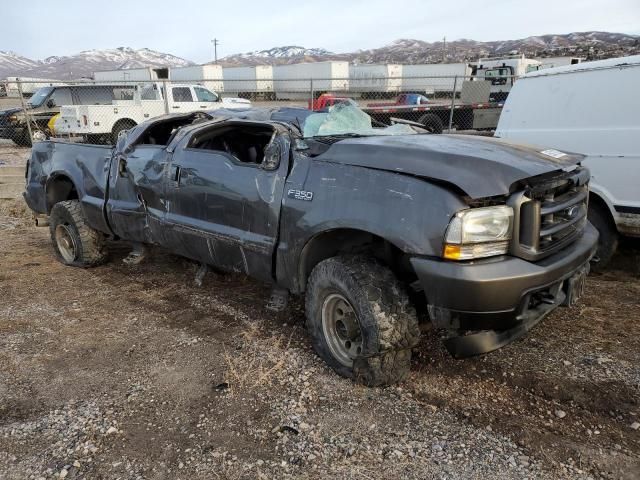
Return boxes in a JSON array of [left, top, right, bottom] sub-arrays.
[[111, 120, 136, 144], [305, 255, 420, 386], [49, 200, 107, 267], [588, 203, 618, 271], [418, 113, 444, 134]]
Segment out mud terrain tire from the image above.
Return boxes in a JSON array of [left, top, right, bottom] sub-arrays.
[[305, 255, 420, 386], [49, 200, 107, 267]]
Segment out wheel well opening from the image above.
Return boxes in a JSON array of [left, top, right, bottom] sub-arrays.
[[589, 192, 615, 225], [112, 118, 137, 132], [46, 176, 78, 212], [298, 229, 413, 292]]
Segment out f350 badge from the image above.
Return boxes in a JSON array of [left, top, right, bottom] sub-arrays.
[[287, 189, 314, 201]]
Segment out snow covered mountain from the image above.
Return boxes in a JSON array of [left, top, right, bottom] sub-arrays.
[[0, 51, 39, 77], [220, 46, 335, 66], [221, 31, 639, 66], [0, 47, 194, 80], [2, 32, 637, 81]]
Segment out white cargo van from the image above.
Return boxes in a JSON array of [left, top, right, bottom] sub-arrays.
[[496, 55, 640, 268]]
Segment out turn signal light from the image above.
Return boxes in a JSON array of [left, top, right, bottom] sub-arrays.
[[443, 244, 461, 260]]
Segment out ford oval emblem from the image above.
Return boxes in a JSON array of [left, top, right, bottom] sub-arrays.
[[566, 205, 580, 218]]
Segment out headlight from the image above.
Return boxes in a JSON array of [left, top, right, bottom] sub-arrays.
[[8, 114, 18, 123], [443, 205, 513, 260]]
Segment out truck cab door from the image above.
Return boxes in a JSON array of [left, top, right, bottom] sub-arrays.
[[168, 86, 196, 113], [193, 86, 221, 110], [106, 143, 170, 244], [163, 121, 290, 283]]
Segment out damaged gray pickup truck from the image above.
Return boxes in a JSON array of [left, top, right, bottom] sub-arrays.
[[24, 104, 598, 386]]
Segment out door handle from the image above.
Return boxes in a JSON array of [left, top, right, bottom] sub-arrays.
[[170, 165, 182, 186], [199, 105, 207, 108], [172, 106, 180, 109], [118, 156, 127, 177]]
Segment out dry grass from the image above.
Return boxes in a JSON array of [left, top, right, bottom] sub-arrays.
[[223, 327, 297, 392]]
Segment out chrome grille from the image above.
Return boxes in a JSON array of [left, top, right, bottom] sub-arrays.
[[538, 187, 588, 252], [509, 167, 590, 261]]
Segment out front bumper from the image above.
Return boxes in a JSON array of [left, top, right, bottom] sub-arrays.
[[410, 222, 598, 357]]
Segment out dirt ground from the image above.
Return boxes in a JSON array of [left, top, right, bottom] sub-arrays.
[[0, 196, 639, 479]]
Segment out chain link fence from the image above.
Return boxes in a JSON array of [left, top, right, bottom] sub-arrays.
[[0, 75, 517, 156]]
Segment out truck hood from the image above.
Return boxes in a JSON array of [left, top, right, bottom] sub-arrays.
[[0, 107, 22, 117], [316, 134, 583, 199], [219, 97, 252, 108]]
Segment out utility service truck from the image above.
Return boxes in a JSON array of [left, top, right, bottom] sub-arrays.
[[56, 82, 250, 143], [473, 55, 541, 101]]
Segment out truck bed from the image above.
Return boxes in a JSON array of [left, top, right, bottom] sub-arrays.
[[25, 141, 114, 233]]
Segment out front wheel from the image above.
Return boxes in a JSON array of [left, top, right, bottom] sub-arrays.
[[49, 200, 107, 267], [305, 255, 420, 386], [12, 129, 31, 147]]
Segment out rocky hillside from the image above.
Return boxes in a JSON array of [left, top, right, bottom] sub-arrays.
[[220, 46, 334, 66], [219, 31, 639, 66]]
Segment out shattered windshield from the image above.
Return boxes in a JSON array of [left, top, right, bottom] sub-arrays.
[[303, 103, 417, 138]]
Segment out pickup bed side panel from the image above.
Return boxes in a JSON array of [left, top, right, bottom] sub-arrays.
[[276, 156, 468, 292], [25, 141, 114, 234]]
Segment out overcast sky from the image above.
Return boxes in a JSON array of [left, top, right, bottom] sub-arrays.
[[2, 0, 639, 63]]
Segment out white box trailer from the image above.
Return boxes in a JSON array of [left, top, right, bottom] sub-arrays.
[[222, 66, 274, 98], [349, 64, 402, 94], [171, 65, 224, 93], [537, 56, 583, 69], [401, 63, 472, 94], [94, 67, 170, 82], [274, 61, 349, 100], [4, 77, 62, 97]]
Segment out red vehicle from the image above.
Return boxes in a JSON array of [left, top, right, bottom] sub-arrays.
[[310, 93, 503, 134], [308, 94, 355, 111]]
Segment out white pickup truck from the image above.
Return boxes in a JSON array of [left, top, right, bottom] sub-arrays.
[[56, 83, 250, 142]]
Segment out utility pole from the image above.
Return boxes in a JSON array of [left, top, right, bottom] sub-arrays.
[[442, 36, 447, 62], [211, 38, 220, 63]]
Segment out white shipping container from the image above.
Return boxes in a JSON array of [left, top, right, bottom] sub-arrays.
[[171, 65, 224, 93], [401, 63, 472, 93], [222, 66, 274, 93], [349, 64, 403, 92], [94, 67, 169, 82], [274, 61, 349, 99]]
